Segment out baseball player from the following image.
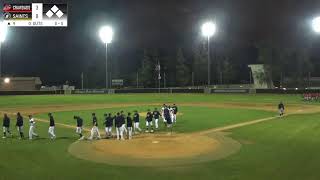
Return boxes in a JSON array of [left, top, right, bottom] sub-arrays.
[[127, 112, 133, 139], [145, 110, 154, 133], [164, 106, 173, 130], [115, 112, 124, 140], [16, 112, 24, 139], [74, 116, 84, 140], [278, 102, 285, 117], [172, 104, 178, 123], [133, 110, 142, 134], [103, 113, 113, 138], [120, 111, 128, 135], [28, 115, 38, 140], [48, 113, 56, 140], [161, 104, 166, 122], [88, 113, 101, 140], [168, 106, 174, 123], [153, 108, 161, 130], [2, 114, 11, 138]]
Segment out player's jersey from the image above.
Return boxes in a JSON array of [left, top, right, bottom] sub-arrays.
[[29, 118, 35, 127], [153, 111, 160, 119], [146, 112, 153, 122], [16, 116, 23, 127], [92, 116, 98, 126], [49, 116, 55, 127], [172, 106, 178, 114], [105, 116, 113, 127], [76, 117, 83, 127], [278, 103, 284, 110], [3, 116, 10, 127], [115, 116, 122, 128], [127, 116, 133, 127], [133, 113, 140, 122]]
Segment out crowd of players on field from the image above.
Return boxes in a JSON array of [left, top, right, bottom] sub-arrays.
[[2, 104, 178, 141]]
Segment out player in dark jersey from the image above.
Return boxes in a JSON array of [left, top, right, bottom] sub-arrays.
[[89, 113, 101, 140], [16, 112, 24, 139], [164, 106, 173, 133], [74, 116, 84, 140], [115, 112, 124, 140], [48, 113, 56, 140], [104, 113, 113, 138], [278, 102, 285, 117], [133, 110, 142, 134], [153, 108, 161, 130], [145, 110, 154, 133], [2, 114, 11, 138], [127, 112, 133, 139]]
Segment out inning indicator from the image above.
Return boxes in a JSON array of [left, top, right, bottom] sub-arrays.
[[3, 3, 68, 27]]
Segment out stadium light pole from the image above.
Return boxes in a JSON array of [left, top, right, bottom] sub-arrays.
[[99, 26, 113, 89], [201, 21, 216, 86], [312, 16, 320, 34], [0, 21, 8, 77]]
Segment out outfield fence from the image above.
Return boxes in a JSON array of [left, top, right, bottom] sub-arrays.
[[0, 88, 319, 95]]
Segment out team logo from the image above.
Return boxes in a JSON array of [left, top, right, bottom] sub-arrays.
[[3, 4, 12, 11], [3, 12, 11, 19], [46, 5, 64, 18]]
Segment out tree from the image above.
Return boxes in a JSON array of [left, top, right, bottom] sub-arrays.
[[221, 58, 235, 84], [139, 49, 154, 87], [176, 48, 190, 86], [192, 43, 208, 86]]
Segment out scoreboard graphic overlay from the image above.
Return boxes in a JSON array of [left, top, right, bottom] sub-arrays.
[[3, 3, 68, 27]]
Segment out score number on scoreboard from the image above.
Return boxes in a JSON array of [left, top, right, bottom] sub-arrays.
[[3, 3, 68, 27]]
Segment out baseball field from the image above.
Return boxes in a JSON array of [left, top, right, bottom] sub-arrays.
[[0, 93, 320, 180]]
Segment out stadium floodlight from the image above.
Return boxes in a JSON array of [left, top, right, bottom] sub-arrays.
[[99, 25, 113, 89], [201, 21, 216, 86], [312, 16, 320, 33], [99, 26, 113, 44], [201, 21, 216, 38], [4, 77, 10, 84]]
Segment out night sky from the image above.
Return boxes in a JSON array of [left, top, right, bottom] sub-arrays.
[[2, 0, 320, 86]]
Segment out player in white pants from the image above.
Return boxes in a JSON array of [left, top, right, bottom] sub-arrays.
[[168, 106, 174, 123], [126, 112, 133, 139], [28, 115, 38, 140], [74, 116, 84, 140], [133, 110, 142, 134], [103, 113, 113, 138], [115, 112, 125, 140], [48, 113, 56, 140], [88, 113, 101, 140], [172, 104, 178, 123], [161, 104, 166, 122], [120, 111, 128, 135], [145, 110, 154, 133], [153, 108, 161, 129], [2, 114, 11, 138]]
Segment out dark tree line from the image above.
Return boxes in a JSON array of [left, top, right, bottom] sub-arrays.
[[81, 40, 319, 89]]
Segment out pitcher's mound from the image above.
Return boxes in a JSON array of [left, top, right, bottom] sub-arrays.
[[68, 132, 241, 167]]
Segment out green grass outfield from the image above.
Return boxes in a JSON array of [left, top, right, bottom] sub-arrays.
[[0, 94, 319, 180]]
